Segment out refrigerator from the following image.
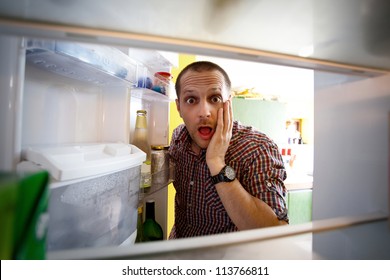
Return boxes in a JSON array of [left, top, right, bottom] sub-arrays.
[[1, 0, 389, 260], [0, 34, 175, 257]]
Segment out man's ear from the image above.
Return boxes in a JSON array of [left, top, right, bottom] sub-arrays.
[[175, 99, 182, 117]]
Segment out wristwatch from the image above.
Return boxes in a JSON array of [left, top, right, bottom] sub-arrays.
[[211, 165, 236, 184]]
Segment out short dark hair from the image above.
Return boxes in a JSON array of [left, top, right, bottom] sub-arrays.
[[175, 61, 231, 99]]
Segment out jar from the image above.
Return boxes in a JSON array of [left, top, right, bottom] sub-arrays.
[[152, 72, 172, 95], [151, 145, 170, 187]]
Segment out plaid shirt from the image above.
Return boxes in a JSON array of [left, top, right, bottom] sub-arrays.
[[168, 121, 288, 238]]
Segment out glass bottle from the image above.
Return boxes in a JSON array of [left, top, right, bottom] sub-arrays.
[[132, 110, 151, 191], [143, 199, 163, 242], [135, 205, 145, 243], [151, 145, 170, 188]]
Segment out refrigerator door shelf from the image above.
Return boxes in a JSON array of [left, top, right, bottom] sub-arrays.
[[23, 143, 146, 182], [26, 39, 138, 86], [131, 88, 173, 102]]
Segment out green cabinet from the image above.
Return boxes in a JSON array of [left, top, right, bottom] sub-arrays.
[[287, 189, 312, 225], [232, 98, 287, 144]]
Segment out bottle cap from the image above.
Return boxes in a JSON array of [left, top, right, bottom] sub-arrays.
[[137, 109, 147, 114], [151, 145, 165, 150], [151, 145, 169, 150]]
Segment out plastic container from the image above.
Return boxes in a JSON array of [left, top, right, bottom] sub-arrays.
[[136, 66, 153, 89], [19, 142, 145, 251], [152, 71, 173, 95], [46, 166, 140, 251]]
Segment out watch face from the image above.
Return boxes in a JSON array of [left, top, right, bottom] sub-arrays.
[[211, 165, 236, 184], [225, 166, 236, 180]]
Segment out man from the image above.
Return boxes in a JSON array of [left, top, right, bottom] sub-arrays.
[[169, 61, 288, 238]]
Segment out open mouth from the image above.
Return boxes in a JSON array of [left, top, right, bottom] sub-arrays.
[[198, 126, 213, 140]]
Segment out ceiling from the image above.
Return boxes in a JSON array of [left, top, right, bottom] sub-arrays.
[[0, 0, 389, 74]]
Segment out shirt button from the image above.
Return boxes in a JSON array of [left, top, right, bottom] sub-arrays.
[[189, 181, 194, 186], [267, 182, 272, 187], [188, 203, 192, 207]]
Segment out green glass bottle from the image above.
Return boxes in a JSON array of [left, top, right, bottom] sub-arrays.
[[135, 205, 145, 243], [143, 200, 163, 241]]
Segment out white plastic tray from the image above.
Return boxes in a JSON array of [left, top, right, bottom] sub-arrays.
[[24, 143, 146, 181]]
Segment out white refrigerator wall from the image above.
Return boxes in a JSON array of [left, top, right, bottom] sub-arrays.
[[22, 64, 131, 148], [313, 72, 390, 220], [0, 35, 25, 171], [313, 72, 390, 258]]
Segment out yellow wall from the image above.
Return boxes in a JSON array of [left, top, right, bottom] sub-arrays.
[[166, 54, 196, 237]]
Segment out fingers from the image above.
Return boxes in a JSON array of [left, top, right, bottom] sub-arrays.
[[215, 100, 233, 139], [206, 100, 232, 167], [224, 99, 233, 135]]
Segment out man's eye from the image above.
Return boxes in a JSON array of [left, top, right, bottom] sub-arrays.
[[185, 97, 196, 104], [211, 96, 222, 103]]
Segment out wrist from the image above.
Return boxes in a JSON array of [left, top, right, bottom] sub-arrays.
[[208, 162, 225, 176]]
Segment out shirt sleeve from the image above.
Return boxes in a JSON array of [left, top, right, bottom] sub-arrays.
[[242, 140, 289, 223]]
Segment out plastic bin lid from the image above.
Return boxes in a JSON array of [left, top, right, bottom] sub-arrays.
[[24, 143, 146, 181]]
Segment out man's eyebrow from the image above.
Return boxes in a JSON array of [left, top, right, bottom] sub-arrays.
[[182, 89, 195, 94]]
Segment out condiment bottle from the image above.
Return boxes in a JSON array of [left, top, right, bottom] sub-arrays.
[[132, 110, 151, 191]]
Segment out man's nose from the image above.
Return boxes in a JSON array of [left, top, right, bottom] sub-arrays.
[[198, 100, 211, 118]]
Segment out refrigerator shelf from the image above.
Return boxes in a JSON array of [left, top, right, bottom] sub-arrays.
[[138, 165, 174, 203], [131, 88, 173, 102], [25, 39, 138, 86]]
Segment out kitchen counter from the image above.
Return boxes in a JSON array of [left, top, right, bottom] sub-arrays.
[[284, 170, 313, 191]]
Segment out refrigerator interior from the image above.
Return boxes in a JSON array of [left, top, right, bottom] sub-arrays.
[[1, 35, 174, 252], [21, 38, 172, 149]]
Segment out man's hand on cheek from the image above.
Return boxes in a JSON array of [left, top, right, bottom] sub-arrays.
[[206, 100, 233, 175]]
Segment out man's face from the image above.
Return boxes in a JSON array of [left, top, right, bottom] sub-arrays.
[[176, 69, 230, 152]]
